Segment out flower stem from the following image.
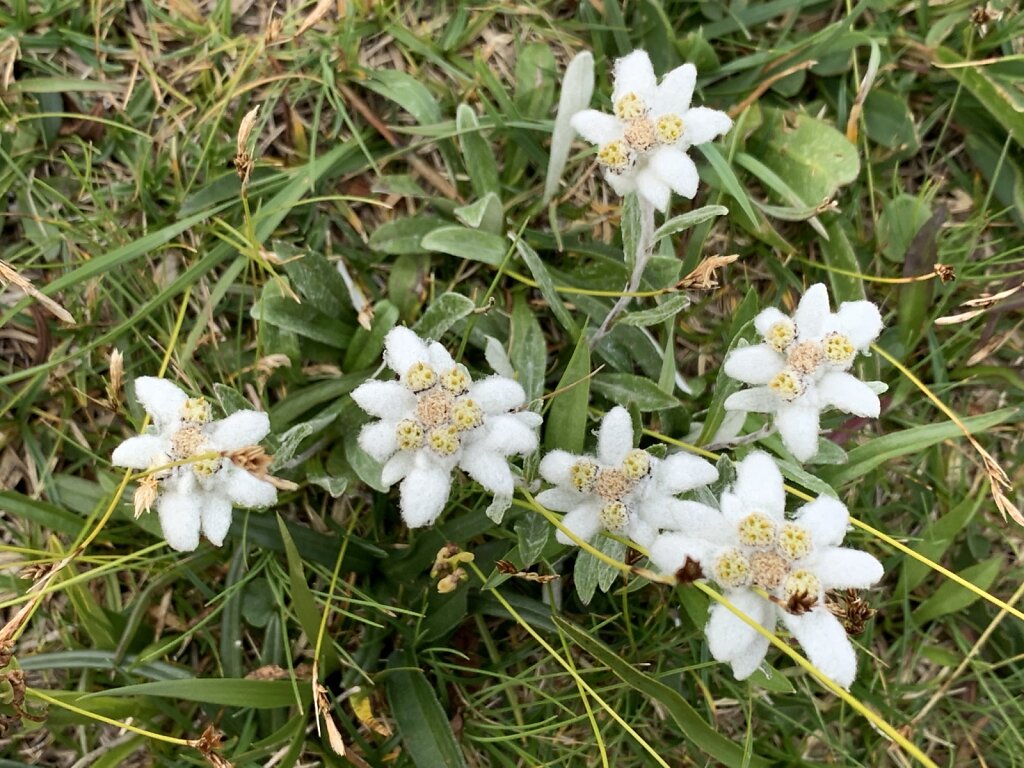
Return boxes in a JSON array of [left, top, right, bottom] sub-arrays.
[[591, 196, 657, 346]]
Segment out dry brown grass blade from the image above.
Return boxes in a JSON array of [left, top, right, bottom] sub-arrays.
[[294, 0, 334, 38], [935, 282, 1023, 325], [0, 258, 75, 324], [191, 725, 234, 768], [676, 253, 739, 291]]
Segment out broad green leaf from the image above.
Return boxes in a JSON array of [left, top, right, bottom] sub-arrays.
[[544, 334, 590, 454], [283, 251, 350, 316], [413, 291, 476, 339], [386, 649, 468, 768], [510, 293, 547, 404], [573, 536, 624, 605], [514, 235, 578, 335], [825, 407, 1019, 488], [591, 372, 680, 411], [515, 513, 550, 566], [269, 413, 337, 469], [697, 142, 759, 228], [252, 282, 353, 348], [543, 51, 594, 204], [453, 192, 504, 234], [913, 555, 1003, 624], [819, 217, 866, 302], [343, 300, 399, 371], [421, 226, 508, 266], [0, 491, 82, 535], [936, 46, 1023, 146], [747, 107, 860, 208], [618, 294, 691, 327], [652, 205, 729, 243], [456, 104, 500, 197], [863, 89, 920, 152], [363, 70, 442, 125], [369, 216, 448, 255], [878, 195, 932, 263], [84, 678, 301, 709], [554, 617, 770, 768], [515, 43, 557, 119], [698, 289, 759, 445]]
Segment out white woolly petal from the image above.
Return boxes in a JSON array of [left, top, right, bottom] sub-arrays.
[[399, 467, 451, 527], [381, 451, 415, 487], [460, 451, 514, 496], [724, 387, 780, 414], [200, 493, 234, 547], [383, 326, 429, 375], [605, 170, 637, 197], [719, 491, 745, 526], [723, 344, 786, 385], [644, 499, 726, 542], [516, 410, 544, 429], [597, 407, 635, 466], [358, 421, 399, 463], [655, 453, 718, 494], [754, 307, 791, 339], [208, 411, 270, 452], [794, 283, 832, 340], [794, 494, 849, 548], [651, 147, 699, 198], [635, 167, 671, 212], [570, 109, 623, 145], [630, 518, 657, 549], [427, 341, 456, 371], [653, 62, 696, 116], [134, 377, 188, 429], [612, 50, 657, 105], [112, 435, 169, 469], [556, 503, 602, 546], [469, 376, 526, 414], [835, 300, 883, 350], [817, 371, 880, 418], [809, 548, 884, 590], [782, 609, 857, 689], [734, 451, 786, 520], [478, 414, 538, 456], [775, 404, 821, 462], [538, 450, 580, 486], [706, 591, 773, 680], [157, 487, 202, 552], [681, 107, 732, 147], [649, 532, 715, 575], [221, 465, 277, 508], [535, 487, 581, 512], [351, 381, 417, 421]]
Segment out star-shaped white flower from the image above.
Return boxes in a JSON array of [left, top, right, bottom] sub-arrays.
[[722, 283, 884, 462], [352, 327, 541, 528], [650, 451, 883, 688], [536, 407, 719, 549], [111, 377, 278, 552], [570, 50, 732, 212]]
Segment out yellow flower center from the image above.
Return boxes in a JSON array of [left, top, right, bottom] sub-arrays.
[[783, 569, 821, 600], [737, 513, 777, 548], [623, 118, 657, 152], [768, 371, 804, 401], [614, 92, 646, 121], [714, 549, 752, 588], [597, 140, 630, 170], [823, 332, 856, 366], [655, 114, 684, 144], [451, 399, 483, 431], [441, 366, 470, 395], [594, 468, 632, 502], [404, 361, 437, 393], [415, 388, 454, 429], [787, 341, 824, 374], [181, 397, 212, 424], [169, 425, 220, 476], [569, 460, 598, 492], [765, 320, 796, 353], [599, 501, 629, 533], [749, 550, 789, 590], [778, 523, 812, 561], [428, 425, 460, 457], [622, 449, 651, 481], [395, 420, 424, 450]]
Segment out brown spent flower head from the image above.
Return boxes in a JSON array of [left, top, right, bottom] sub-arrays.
[[675, 556, 705, 584]]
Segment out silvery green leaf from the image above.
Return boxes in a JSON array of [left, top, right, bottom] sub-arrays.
[[454, 192, 504, 234], [484, 335, 516, 379], [543, 51, 594, 205]]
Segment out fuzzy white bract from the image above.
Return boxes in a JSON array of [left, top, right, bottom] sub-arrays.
[[111, 377, 277, 552], [570, 50, 732, 212], [722, 283, 884, 462], [352, 326, 541, 528], [536, 407, 719, 548], [650, 451, 883, 688]]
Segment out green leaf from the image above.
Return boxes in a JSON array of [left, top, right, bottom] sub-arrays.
[[697, 143, 760, 228], [456, 104, 500, 198], [343, 300, 399, 371], [544, 334, 590, 454], [617, 294, 692, 327], [515, 513, 550, 567], [369, 215, 448, 255], [913, 555, 1003, 624], [936, 46, 1023, 147], [591, 372, 680, 411], [413, 291, 476, 339], [252, 283, 353, 348], [386, 649, 468, 768], [863, 89, 920, 152], [0, 491, 82, 535], [898, 492, 985, 594], [453, 192, 504, 234], [83, 679, 301, 709], [877, 195, 933, 263], [420, 226, 508, 266], [698, 288, 759, 446], [513, 235, 578, 335], [283, 251, 350, 317], [748, 107, 860, 208], [819, 217, 866, 302], [652, 205, 729, 243], [510, 293, 547, 405], [269, 413, 337, 469], [573, 536, 624, 605], [544, 51, 594, 204], [554, 617, 770, 768], [363, 70, 442, 125], [825, 407, 1019, 488]]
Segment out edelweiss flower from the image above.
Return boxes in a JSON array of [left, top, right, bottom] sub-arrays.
[[111, 377, 278, 552], [352, 327, 541, 528], [723, 283, 884, 462], [570, 50, 732, 211], [650, 452, 883, 688], [536, 407, 719, 549]]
